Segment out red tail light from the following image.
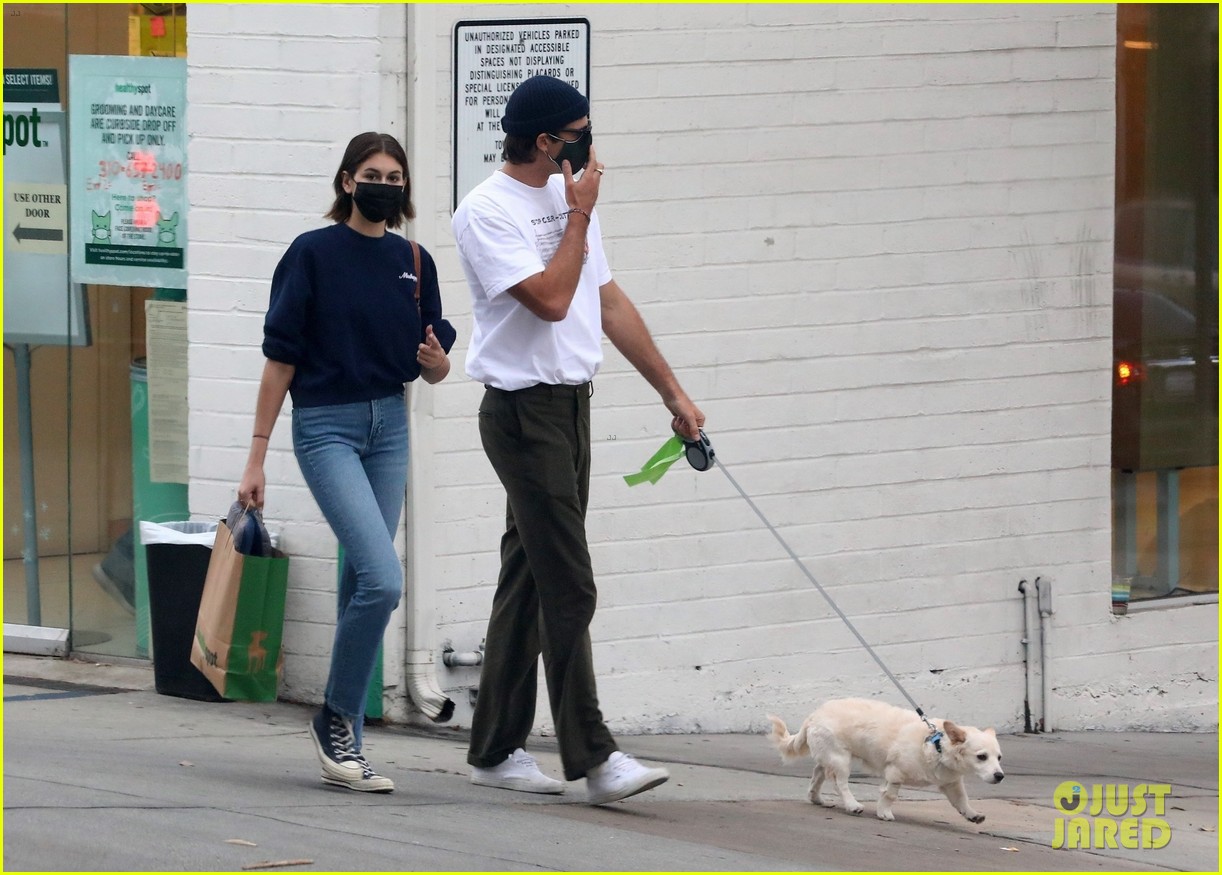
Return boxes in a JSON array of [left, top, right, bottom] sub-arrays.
[[1115, 360, 1144, 386]]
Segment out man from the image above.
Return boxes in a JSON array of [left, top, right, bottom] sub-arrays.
[[453, 75, 705, 806]]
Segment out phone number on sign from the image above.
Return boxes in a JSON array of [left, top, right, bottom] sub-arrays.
[[97, 158, 183, 180]]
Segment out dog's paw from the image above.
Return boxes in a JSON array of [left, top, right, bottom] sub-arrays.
[[817, 798, 837, 808], [876, 809, 895, 821], [847, 804, 865, 815], [966, 813, 985, 824]]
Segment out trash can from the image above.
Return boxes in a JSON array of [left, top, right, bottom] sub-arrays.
[[140, 520, 226, 702]]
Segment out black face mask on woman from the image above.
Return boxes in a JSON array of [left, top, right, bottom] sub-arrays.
[[351, 182, 404, 224]]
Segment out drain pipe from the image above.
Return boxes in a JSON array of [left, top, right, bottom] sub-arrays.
[[1034, 576, 1054, 732], [403, 381, 455, 723], [442, 639, 485, 668], [399, 2, 453, 724], [1017, 578, 1044, 732]]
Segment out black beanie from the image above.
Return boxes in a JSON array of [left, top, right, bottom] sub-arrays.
[[501, 75, 589, 138]]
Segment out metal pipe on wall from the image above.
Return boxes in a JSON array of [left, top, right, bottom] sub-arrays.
[[1035, 576, 1054, 732], [1017, 578, 1045, 732]]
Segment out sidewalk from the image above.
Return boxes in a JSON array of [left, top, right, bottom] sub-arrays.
[[2, 654, 1217, 872]]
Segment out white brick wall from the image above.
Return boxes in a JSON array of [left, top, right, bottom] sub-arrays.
[[188, 3, 1217, 734]]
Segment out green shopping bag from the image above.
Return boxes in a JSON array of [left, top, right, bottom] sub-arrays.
[[190, 520, 289, 701]]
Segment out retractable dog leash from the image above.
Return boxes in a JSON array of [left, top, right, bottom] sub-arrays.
[[632, 429, 942, 745]]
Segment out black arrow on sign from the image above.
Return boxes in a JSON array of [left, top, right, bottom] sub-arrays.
[[12, 224, 64, 243]]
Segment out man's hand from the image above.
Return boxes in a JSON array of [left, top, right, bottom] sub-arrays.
[[563, 144, 603, 215], [667, 394, 705, 442]]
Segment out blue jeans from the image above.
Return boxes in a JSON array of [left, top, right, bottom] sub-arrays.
[[292, 393, 408, 743]]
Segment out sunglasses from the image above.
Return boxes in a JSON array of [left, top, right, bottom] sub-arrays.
[[546, 123, 593, 144]]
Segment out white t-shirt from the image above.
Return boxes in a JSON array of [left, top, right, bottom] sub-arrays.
[[454, 170, 613, 390]]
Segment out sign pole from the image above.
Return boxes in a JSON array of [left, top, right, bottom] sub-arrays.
[[9, 342, 43, 626]]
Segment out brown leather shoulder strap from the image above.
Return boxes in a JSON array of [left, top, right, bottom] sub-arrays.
[[410, 240, 422, 303]]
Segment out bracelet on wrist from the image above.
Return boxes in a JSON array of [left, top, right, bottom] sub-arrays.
[[567, 207, 590, 221], [252, 434, 270, 441]]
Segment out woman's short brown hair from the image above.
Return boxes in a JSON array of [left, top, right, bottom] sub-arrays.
[[326, 132, 415, 228]]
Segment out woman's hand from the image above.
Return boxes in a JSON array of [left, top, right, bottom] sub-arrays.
[[418, 325, 451, 384], [237, 464, 266, 510]]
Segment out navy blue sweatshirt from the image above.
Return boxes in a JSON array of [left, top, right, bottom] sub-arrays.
[[262, 223, 456, 408]]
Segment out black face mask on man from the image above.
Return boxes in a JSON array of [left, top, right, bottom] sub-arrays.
[[351, 182, 404, 224], [546, 128, 593, 175]]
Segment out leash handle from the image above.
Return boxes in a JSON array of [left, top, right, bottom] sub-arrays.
[[682, 429, 715, 472]]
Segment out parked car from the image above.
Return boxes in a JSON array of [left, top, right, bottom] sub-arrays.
[[1112, 286, 1218, 471]]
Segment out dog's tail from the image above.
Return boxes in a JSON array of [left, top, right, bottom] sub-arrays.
[[766, 713, 810, 761]]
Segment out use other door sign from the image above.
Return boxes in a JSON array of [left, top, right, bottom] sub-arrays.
[[7, 181, 67, 255]]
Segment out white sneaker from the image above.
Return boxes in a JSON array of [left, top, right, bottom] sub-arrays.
[[309, 708, 394, 793], [586, 751, 669, 805], [471, 748, 565, 794], [321, 754, 395, 793]]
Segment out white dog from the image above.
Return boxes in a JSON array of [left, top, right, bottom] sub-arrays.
[[766, 698, 1004, 823]]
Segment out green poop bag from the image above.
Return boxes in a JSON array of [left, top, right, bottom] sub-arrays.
[[624, 435, 687, 486]]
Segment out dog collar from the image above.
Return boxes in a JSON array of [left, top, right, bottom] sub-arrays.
[[926, 729, 944, 753]]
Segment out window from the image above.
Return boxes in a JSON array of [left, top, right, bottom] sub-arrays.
[[3, 3, 187, 657], [1112, 4, 1219, 605]]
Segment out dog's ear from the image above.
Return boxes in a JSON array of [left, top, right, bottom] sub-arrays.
[[984, 727, 997, 737], [943, 720, 967, 745]]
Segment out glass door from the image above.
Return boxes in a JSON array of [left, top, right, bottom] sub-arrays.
[[3, 3, 188, 658]]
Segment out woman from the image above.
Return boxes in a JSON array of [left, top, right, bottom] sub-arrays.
[[238, 132, 455, 793]]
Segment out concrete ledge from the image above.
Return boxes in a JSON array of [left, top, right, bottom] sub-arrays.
[[1, 651, 154, 691], [3, 624, 69, 657]]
